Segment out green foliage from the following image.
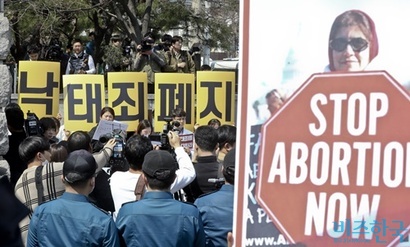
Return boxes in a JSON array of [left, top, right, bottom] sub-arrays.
[[148, 0, 239, 55], [6, 0, 239, 60], [7, 0, 91, 45], [102, 45, 126, 68]]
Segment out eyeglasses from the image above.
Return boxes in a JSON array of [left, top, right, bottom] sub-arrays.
[[329, 38, 368, 52]]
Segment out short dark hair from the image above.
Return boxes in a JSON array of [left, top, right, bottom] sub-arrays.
[[5, 102, 21, 111], [124, 135, 153, 170], [207, 118, 221, 128], [136, 119, 152, 135], [67, 131, 91, 153], [5, 106, 25, 131], [100, 107, 115, 118], [171, 107, 186, 118], [40, 117, 57, 132], [143, 32, 157, 41], [222, 149, 236, 185], [50, 143, 68, 162], [161, 34, 172, 44], [171, 35, 183, 44], [72, 38, 83, 45], [195, 126, 218, 152], [19, 136, 50, 164], [218, 125, 236, 150], [27, 44, 41, 54], [144, 173, 176, 190], [200, 64, 211, 71], [51, 117, 61, 130]]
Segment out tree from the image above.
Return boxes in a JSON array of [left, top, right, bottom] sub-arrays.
[[6, 0, 92, 60], [6, 0, 239, 62]]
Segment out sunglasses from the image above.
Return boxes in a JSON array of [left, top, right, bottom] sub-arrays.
[[330, 38, 368, 52]]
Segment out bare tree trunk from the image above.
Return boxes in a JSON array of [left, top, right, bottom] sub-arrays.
[[115, 0, 143, 44], [141, 0, 152, 36]]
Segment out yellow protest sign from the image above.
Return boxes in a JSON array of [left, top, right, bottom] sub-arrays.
[[196, 71, 236, 126], [18, 61, 60, 118], [107, 72, 149, 132], [63, 75, 105, 132], [154, 73, 195, 133]]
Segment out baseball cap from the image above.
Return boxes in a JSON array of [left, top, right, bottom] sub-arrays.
[[63, 150, 97, 184], [142, 150, 177, 180]]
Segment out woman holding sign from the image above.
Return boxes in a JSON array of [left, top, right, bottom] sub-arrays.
[[88, 107, 116, 152], [327, 10, 379, 72]]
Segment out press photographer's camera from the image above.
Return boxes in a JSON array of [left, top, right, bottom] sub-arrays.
[[138, 37, 154, 53], [208, 177, 225, 189], [100, 129, 128, 174], [45, 38, 63, 61], [123, 45, 132, 57], [24, 110, 42, 136], [150, 116, 180, 151]]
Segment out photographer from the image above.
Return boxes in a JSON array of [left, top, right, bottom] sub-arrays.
[[171, 107, 193, 135], [154, 34, 173, 54], [163, 35, 196, 74], [103, 34, 132, 72], [110, 131, 196, 218], [133, 34, 166, 93]]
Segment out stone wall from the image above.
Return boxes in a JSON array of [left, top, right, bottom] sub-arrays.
[[0, 14, 12, 178]]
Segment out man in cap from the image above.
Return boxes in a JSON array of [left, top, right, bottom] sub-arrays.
[[133, 32, 166, 93], [15, 133, 115, 244], [194, 148, 236, 247], [27, 150, 120, 246], [103, 33, 131, 72], [116, 150, 205, 247], [110, 131, 195, 219]]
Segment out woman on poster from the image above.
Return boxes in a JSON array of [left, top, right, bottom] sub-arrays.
[[326, 9, 379, 72]]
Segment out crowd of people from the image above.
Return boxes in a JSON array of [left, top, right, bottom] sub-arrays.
[[0, 101, 237, 247], [10, 32, 207, 94]]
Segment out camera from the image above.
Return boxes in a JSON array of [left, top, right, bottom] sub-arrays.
[[138, 37, 154, 53], [100, 129, 128, 175], [24, 110, 42, 136], [208, 177, 225, 189], [123, 45, 132, 57], [149, 116, 180, 151], [45, 38, 63, 61]]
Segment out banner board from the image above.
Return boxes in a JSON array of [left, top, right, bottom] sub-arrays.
[[154, 73, 195, 133], [63, 75, 105, 132], [107, 72, 149, 132], [18, 61, 60, 118], [196, 71, 236, 126]]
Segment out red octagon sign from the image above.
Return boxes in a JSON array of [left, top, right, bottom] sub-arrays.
[[256, 71, 410, 246]]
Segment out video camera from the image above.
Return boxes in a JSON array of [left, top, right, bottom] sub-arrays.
[[24, 111, 42, 136], [123, 45, 132, 57], [149, 116, 180, 151], [208, 177, 225, 189], [45, 38, 63, 61], [138, 37, 154, 53], [100, 129, 128, 174]]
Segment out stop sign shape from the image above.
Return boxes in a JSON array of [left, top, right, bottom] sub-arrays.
[[256, 71, 410, 246]]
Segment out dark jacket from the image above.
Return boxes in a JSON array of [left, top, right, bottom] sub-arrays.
[[184, 155, 220, 202]]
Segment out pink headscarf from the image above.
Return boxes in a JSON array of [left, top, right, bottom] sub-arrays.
[[328, 9, 379, 71]]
